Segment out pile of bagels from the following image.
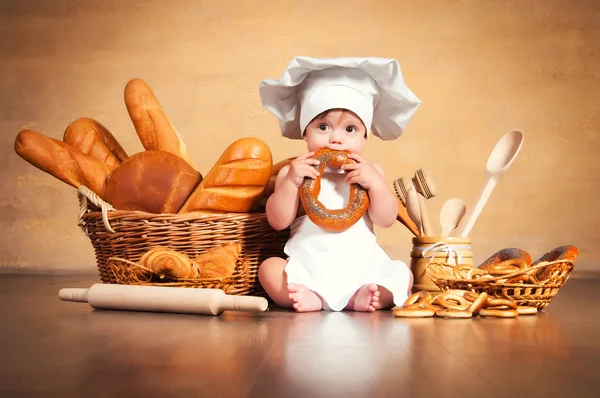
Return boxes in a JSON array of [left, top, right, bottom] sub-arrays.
[[396, 245, 579, 319], [393, 289, 537, 319], [432, 245, 579, 285], [14, 78, 277, 215]]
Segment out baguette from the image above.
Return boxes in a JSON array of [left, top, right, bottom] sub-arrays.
[[104, 150, 201, 214], [14, 129, 109, 198], [124, 78, 196, 169], [63, 117, 128, 174], [63, 117, 128, 172], [178, 137, 273, 214]]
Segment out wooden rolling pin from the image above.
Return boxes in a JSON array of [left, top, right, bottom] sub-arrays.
[[59, 284, 268, 316]]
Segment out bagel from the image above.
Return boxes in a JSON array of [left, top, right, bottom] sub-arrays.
[[516, 306, 538, 315], [463, 291, 480, 302], [453, 264, 477, 279], [531, 245, 579, 282], [485, 259, 528, 276], [483, 298, 518, 310], [467, 292, 488, 313], [532, 245, 579, 265], [506, 274, 531, 284], [435, 309, 473, 319], [478, 309, 519, 318], [393, 307, 436, 318], [479, 248, 532, 270], [299, 148, 369, 232], [403, 291, 432, 307], [437, 293, 470, 311], [466, 268, 488, 279]]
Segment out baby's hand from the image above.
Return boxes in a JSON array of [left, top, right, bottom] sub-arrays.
[[342, 153, 385, 191], [284, 151, 320, 188]]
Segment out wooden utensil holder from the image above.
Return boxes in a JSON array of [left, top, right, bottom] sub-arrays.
[[410, 236, 473, 294]]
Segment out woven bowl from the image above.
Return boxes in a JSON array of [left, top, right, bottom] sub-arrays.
[[77, 186, 289, 296], [426, 260, 574, 309]]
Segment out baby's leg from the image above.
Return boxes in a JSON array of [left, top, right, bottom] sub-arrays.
[[258, 257, 322, 312], [345, 284, 394, 312]]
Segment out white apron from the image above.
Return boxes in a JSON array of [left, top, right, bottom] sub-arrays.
[[284, 168, 412, 311]]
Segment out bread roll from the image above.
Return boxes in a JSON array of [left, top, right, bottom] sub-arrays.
[[178, 137, 273, 214], [194, 242, 240, 278], [63, 117, 128, 173], [124, 78, 196, 169], [140, 246, 198, 279], [104, 150, 201, 213], [14, 129, 109, 198]]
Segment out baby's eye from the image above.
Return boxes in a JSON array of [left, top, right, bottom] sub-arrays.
[[346, 126, 357, 133], [318, 124, 329, 131]]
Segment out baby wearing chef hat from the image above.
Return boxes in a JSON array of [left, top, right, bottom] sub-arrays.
[[258, 57, 421, 312]]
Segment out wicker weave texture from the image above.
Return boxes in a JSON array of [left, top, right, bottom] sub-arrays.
[[78, 187, 289, 296], [426, 260, 574, 309], [106, 257, 251, 292]]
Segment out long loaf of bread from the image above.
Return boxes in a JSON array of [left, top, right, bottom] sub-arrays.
[[14, 129, 109, 198], [178, 137, 273, 214], [63, 117, 128, 174], [124, 78, 196, 169], [256, 156, 295, 211]]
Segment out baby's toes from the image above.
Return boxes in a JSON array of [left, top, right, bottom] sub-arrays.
[[288, 283, 299, 293]]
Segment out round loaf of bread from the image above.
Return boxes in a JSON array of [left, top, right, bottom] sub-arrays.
[[104, 150, 201, 214]]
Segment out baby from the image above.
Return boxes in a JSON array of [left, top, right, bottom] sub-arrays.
[[258, 57, 421, 312]]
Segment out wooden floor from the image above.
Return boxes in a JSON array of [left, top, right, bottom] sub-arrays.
[[0, 274, 599, 398]]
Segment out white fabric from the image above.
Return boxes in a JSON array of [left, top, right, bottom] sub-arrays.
[[283, 168, 412, 311], [259, 56, 421, 140], [298, 68, 378, 135]]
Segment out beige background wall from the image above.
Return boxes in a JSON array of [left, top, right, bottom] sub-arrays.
[[1, 0, 598, 275]]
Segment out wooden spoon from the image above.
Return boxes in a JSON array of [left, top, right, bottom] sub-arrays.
[[439, 198, 466, 237], [395, 177, 422, 236], [454, 130, 524, 237], [392, 178, 420, 236], [406, 186, 422, 236], [412, 169, 437, 236]]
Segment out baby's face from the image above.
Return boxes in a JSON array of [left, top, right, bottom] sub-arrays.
[[304, 109, 367, 154]]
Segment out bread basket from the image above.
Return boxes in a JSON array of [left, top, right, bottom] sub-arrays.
[[426, 260, 574, 309], [77, 186, 289, 296]]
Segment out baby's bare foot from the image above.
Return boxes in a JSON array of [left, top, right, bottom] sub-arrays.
[[345, 284, 380, 312], [288, 283, 323, 312]]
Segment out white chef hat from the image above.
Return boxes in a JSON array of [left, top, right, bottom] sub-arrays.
[[259, 56, 421, 140]]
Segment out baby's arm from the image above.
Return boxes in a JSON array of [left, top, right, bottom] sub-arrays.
[[266, 152, 320, 230], [343, 154, 398, 228], [366, 164, 399, 228]]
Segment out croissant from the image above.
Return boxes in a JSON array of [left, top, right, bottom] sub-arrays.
[[140, 246, 198, 279], [194, 242, 241, 278]]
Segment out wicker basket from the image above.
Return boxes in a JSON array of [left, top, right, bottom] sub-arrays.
[[426, 260, 574, 309], [105, 257, 250, 292], [76, 186, 289, 296]]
